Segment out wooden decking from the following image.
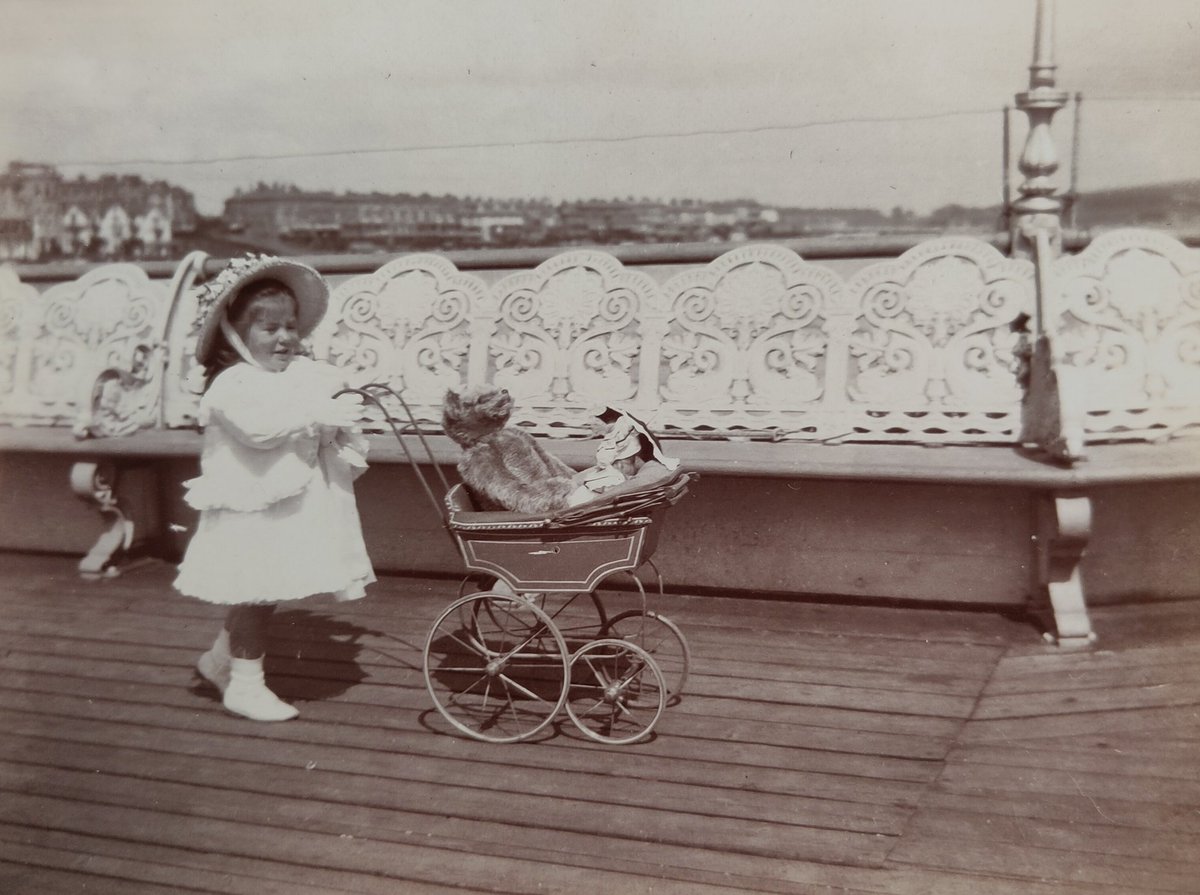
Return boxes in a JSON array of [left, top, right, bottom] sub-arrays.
[[0, 553, 1197, 894]]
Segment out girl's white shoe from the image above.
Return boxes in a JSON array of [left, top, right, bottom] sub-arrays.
[[223, 656, 298, 722], [196, 628, 232, 694]]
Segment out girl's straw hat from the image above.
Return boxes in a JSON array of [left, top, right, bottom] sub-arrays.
[[194, 254, 329, 365]]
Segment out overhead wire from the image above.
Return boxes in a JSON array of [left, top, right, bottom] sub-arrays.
[[52, 106, 1005, 168], [49, 94, 1200, 170]]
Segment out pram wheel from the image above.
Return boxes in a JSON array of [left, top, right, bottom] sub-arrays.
[[424, 592, 569, 743], [565, 639, 666, 744], [453, 578, 545, 634], [601, 609, 690, 703]]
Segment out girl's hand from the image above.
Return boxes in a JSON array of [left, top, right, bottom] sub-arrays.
[[315, 393, 363, 428]]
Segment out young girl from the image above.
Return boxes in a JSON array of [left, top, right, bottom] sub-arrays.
[[174, 254, 374, 722]]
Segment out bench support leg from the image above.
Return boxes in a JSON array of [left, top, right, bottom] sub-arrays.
[[1034, 492, 1097, 648], [70, 462, 135, 579]]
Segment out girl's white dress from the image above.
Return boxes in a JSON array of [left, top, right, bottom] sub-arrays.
[[174, 358, 375, 605]]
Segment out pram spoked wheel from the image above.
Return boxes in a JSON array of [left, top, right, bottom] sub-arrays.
[[423, 592, 569, 743], [601, 609, 690, 703], [566, 639, 667, 744]]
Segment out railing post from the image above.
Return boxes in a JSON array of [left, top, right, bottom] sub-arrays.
[[1010, 0, 1068, 260], [1012, 0, 1084, 465], [1011, 0, 1094, 648]]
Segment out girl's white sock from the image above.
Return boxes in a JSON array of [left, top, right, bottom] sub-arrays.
[[223, 656, 298, 722]]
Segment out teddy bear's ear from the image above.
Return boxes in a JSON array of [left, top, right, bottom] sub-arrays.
[[443, 388, 460, 409]]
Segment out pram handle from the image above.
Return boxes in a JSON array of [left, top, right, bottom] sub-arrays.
[[334, 384, 452, 526]]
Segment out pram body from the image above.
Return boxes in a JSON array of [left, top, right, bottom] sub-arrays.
[[343, 385, 694, 744]]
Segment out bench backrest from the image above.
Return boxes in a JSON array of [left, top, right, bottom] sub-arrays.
[[1, 229, 1197, 447]]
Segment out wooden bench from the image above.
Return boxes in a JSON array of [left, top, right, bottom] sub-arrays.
[[4, 423, 1198, 649], [3, 230, 1199, 649]]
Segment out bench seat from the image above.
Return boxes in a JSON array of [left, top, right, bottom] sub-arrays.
[[3, 424, 1198, 649], [4, 425, 1198, 487]]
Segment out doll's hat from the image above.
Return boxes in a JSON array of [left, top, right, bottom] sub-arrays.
[[194, 254, 329, 365], [594, 406, 680, 470]]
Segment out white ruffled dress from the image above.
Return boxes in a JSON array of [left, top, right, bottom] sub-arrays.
[[174, 358, 375, 605]]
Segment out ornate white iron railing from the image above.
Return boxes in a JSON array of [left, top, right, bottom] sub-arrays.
[[1, 229, 1197, 449]]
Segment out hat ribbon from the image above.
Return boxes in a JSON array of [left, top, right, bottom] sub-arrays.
[[218, 314, 268, 371]]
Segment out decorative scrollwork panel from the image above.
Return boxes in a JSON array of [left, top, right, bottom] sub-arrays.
[[316, 254, 489, 427], [658, 245, 845, 438], [16, 265, 169, 428], [0, 266, 39, 423], [1052, 229, 1200, 440], [488, 251, 663, 434], [844, 238, 1034, 443]]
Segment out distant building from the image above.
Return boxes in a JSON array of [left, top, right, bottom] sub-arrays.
[[225, 184, 489, 252], [0, 163, 59, 260], [0, 162, 198, 262], [224, 186, 812, 252], [754, 206, 892, 239]]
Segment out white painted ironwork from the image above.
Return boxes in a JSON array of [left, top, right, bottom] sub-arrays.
[[844, 238, 1035, 443], [1052, 229, 1200, 442], [657, 244, 844, 438], [486, 251, 664, 435], [2, 263, 168, 428], [0, 265, 39, 421], [1, 231, 1197, 450], [314, 253, 490, 428]]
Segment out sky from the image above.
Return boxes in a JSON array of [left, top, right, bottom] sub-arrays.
[[2, 0, 1198, 216]]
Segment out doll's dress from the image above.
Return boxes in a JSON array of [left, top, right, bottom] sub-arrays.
[[174, 359, 375, 605]]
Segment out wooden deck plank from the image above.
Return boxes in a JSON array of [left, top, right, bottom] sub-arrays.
[[886, 834, 1200, 893], [971, 681, 1200, 720], [981, 659, 1200, 696], [0, 834, 379, 895], [0, 788, 1123, 895], [0, 592, 1010, 675], [903, 806, 1200, 866], [0, 790, 1126, 895], [0, 789, 768, 895], [0, 857, 194, 895], [0, 729, 909, 842], [945, 742, 1200, 782], [1000, 732, 1200, 761], [981, 643, 1200, 679], [0, 598, 987, 740], [0, 640, 954, 773], [956, 705, 1200, 744], [0, 822, 476, 895], [0, 612, 976, 747], [0, 628, 964, 758], [0, 679, 946, 788], [4, 633, 979, 719], [0, 778, 887, 884], [919, 788, 1200, 836], [0, 701, 929, 815], [3, 553, 1200, 893], [933, 757, 1200, 805]]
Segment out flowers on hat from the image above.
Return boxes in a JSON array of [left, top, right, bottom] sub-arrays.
[[194, 253, 276, 327]]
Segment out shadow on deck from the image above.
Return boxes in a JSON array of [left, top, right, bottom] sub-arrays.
[[0, 553, 1197, 894]]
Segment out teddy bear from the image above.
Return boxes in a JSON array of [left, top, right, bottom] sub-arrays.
[[442, 385, 581, 514], [442, 386, 681, 515]]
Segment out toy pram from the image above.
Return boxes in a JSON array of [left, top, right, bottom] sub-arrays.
[[340, 384, 695, 745]]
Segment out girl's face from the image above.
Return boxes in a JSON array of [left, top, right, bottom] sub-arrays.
[[235, 294, 299, 372]]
